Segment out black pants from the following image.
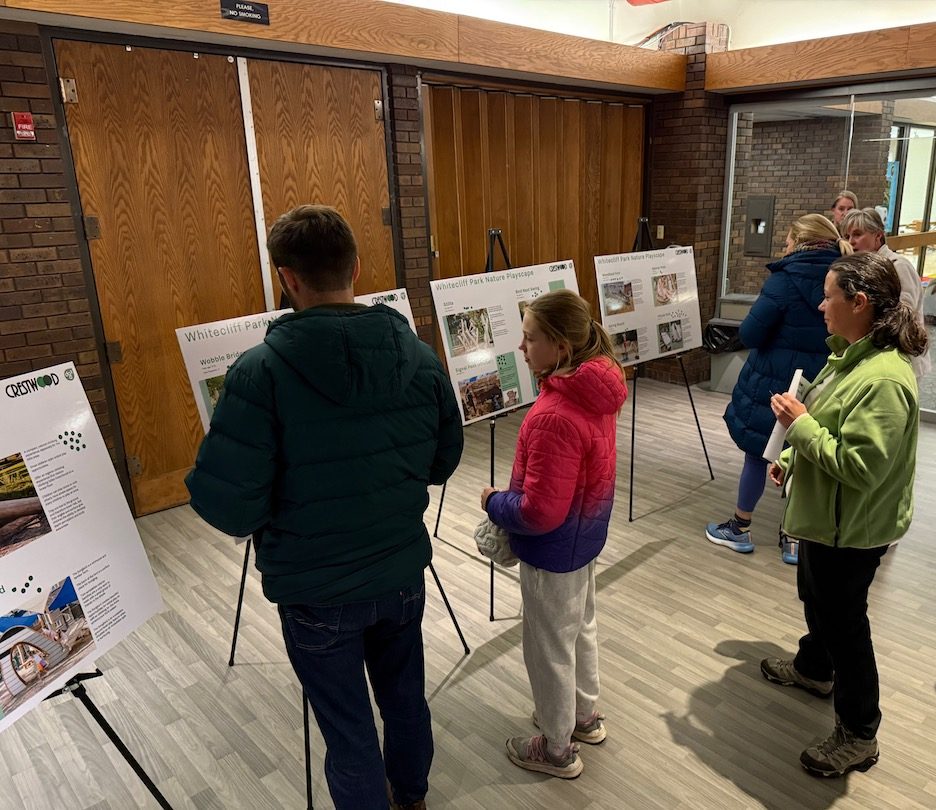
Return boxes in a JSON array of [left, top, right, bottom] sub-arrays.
[[793, 539, 888, 740]]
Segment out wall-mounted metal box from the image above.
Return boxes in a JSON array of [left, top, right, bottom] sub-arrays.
[[744, 195, 775, 257]]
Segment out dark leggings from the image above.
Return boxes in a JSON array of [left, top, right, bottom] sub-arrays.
[[737, 452, 769, 514]]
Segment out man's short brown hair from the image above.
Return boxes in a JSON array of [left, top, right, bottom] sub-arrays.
[[267, 205, 358, 292]]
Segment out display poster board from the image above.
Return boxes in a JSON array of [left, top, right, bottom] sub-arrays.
[[429, 261, 579, 426], [176, 290, 416, 432], [354, 288, 416, 333], [0, 363, 163, 733], [594, 247, 703, 367]]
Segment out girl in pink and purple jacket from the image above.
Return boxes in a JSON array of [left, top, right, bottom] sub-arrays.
[[482, 289, 627, 779]]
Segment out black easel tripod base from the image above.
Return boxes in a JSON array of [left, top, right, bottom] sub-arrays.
[[45, 671, 174, 809], [627, 354, 714, 522]]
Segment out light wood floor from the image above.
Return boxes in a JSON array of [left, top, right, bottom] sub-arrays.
[[3, 379, 936, 810]]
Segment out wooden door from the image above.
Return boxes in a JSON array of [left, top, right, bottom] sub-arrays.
[[424, 84, 644, 309], [247, 60, 396, 297], [54, 41, 264, 515]]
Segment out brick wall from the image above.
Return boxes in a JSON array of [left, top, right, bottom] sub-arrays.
[[727, 105, 893, 295], [387, 65, 434, 346], [0, 22, 118, 458], [646, 22, 730, 385]]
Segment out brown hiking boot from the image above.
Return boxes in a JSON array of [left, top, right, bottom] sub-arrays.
[[800, 722, 879, 777], [760, 657, 833, 698]]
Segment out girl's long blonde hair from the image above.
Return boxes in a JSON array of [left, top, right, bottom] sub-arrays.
[[525, 289, 623, 380]]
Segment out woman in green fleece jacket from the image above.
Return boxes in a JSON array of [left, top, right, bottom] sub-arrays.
[[759, 251, 928, 779]]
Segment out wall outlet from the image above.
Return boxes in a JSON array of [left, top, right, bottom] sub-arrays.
[[656, 225, 665, 240]]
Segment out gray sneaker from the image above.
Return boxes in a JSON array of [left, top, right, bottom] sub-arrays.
[[532, 711, 607, 744], [800, 722, 879, 777], [760, 657, 833, 698], [506, 735, 583, 778]]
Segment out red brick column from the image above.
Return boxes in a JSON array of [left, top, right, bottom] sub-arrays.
[[646, 23, 730, 385], [0, 22, 118, 457], [387, 65, 433, 346]]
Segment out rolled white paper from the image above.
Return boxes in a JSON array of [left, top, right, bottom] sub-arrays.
[[762, 368, 803, 462]]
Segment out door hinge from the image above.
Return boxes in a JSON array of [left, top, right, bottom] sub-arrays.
[[83, 216, 100, 240], [59, 77, 78, 104], [374, 99, 384, 121], [105, 340, 123, 364], [381, 206, 392, 226], [127, 455, 142, 477]]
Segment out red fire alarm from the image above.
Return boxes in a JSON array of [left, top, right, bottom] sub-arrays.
[[11, 111, 36, 141]]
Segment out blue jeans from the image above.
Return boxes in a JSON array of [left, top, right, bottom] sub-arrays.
[[278, 579, 432, 810]]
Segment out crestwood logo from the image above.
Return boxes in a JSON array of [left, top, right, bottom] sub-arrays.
[[5, 372, 60, 398]]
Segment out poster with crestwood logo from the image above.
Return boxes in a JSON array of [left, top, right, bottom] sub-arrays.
[[176, 290, 417, 432], [429, 261, 579, 426], [0, 363, 163, 733], [594, 246, 703, 367]]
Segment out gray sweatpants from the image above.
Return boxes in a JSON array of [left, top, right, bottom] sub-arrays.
[[519, 559, 599, 750]]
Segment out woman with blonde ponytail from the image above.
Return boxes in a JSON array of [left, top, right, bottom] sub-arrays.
[[762, 251, 926, 777], [708, 213, 852, 565], [480, 289, 627, 779]]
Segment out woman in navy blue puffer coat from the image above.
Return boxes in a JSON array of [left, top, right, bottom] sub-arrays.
[[705, 214, 852, 562]]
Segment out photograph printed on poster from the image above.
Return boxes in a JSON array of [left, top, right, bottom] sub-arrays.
[[197, 374, 226, 422], [657, 319, 685, 353], [652, 273, 679, 307], [458, 370, 504, 421], [601, 281, 636, 316], [0, 453, 51, 560], [612, 330, 641, 363], [0, 577, 95, 722], [444, 309, 495, 359]]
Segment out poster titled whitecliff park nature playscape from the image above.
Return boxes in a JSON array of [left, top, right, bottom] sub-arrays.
[[594, 246, 702, 367], [176, 290, 416, 432], [0, 362, 163, 733], [430, 261, 579, 426]]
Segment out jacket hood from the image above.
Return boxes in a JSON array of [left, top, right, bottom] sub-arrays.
[[263, 304, 421, 406], [541, 357, 627, 415], [767, 247, 841, 302]]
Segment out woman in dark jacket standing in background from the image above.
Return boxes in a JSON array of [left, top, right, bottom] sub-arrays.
[[705, 213, 852, 563]]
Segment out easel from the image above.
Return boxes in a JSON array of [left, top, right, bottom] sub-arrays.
[[227, 538, 315, 808], [626, 217, 714, 521], [45, 670, 174, 809], [227, 543, 469, 665], [433, 228, 513, 622]]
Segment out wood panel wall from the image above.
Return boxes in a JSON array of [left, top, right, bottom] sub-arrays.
[[706, 22, 936, 92], [54, 40, 265, 515], [424, 85, 644, 309], [4, 0, 686, 91], [247, 59, 396, 297]]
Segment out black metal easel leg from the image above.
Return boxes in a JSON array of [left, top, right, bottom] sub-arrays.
[[228, 535, 253, 666], [432, 482, 446, 539], [628, 367, 639, 522], [489, 418, 496, 621], [303, 692, 314, 809], [429, 562, 470, 655], [66, 677, 173, 809], [678, 356, 714, 480]]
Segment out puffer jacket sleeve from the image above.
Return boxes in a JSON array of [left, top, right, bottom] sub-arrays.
[[486, 412, 582, 535], [739, 271, 788, 349], [429, 366, 464, 485], [185, 359, 277, 536]]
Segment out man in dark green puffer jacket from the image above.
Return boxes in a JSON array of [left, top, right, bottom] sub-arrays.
[[185, 205, 463, 810]]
